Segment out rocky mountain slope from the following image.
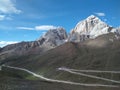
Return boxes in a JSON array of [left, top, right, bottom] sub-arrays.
[[0, 27, 67, 61], [38, 27, 67, 47]]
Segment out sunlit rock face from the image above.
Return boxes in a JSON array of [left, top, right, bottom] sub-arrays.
[[38, 27, 68, 47], [68, 15, 116, 42]]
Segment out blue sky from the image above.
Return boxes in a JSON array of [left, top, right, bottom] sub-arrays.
[[0, 0, 120, 47]]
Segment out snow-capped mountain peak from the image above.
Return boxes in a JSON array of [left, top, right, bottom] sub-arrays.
[[86, 15, 99, 20], [72, 15, 102, 34], [68, 15, 115, 42]]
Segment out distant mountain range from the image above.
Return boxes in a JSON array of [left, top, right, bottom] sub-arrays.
[[0, 15, 120, 59], [0, 15, 120, 90]]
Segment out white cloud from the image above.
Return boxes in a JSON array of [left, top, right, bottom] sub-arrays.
[[0, 0, 21, 14], [0, 0, 21, 21], [94, 12, 105, 16], [0, 41, 18, 47], [17, 27, 34, 30], [35, 25, 57, 30], [17, 25, 58, 31], [0, 15, 5, 20], [0, 15, 13, 21]]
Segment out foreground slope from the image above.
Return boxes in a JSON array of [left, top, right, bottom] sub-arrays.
[[0, 73, 117, 90], [1, 33, 120, 87]]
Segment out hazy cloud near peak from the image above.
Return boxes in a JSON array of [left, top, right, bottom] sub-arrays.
[[0, 41, 18, 47], [94, 12, 105, 16], [17, 27, 34, 30], [17, 25, 58, 31], [35, 25, 57, 30]]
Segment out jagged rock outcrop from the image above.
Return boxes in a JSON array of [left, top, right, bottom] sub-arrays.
[[68, 15, 116, 42], [116, 27, 120, 34], [38, 27, 67, 47]]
